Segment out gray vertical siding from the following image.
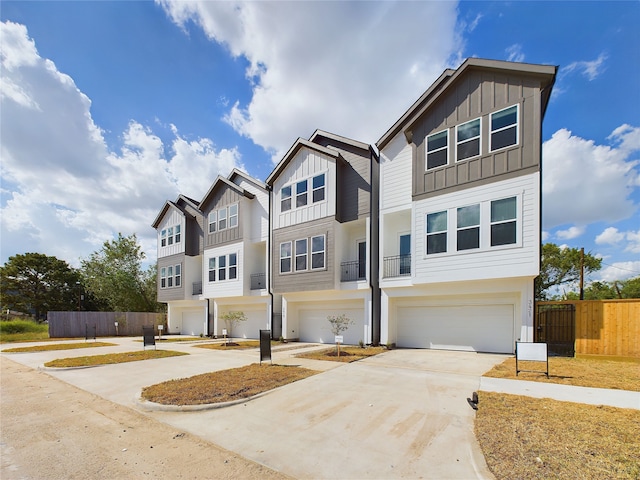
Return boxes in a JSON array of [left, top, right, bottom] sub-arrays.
[[201, 186, 244, 248]]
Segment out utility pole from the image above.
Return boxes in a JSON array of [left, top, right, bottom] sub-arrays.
[[579, 247, 585, 300]]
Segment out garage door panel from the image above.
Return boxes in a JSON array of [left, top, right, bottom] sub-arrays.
[[221, 305, 268, 339], [298, 306, 364, 345], [182, 311, 205, 336], [397, 305, 513, 353]]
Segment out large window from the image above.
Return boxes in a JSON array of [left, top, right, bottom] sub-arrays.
[[491, 105, 518, 151], [281, 186, 292, 212], [426, 211, 447, 255], [426, 130, 448, 170], [311, 235, 325, 269], [457, 204, 480, 251], [280, 242, 292, 273], [296, 180, 308, 208], [208, 211, 217, 233], [312, 174, 325, 203], [208, 253, 238, 282], [456, 118, 481, 161], [209, 204, 238, 232], [491, 197, 517, 246], [295, 238, 308, 271]]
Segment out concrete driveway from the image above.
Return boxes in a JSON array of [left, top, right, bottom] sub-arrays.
[[2, 340, 507, 479]]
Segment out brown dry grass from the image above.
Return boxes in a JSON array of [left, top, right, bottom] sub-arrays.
[[483, 356, 640, 391], [141, 363, 316, 405], [195, 340, 261, 350], [476, 391, 640, 480], [3, 342, 117, 353], [44, 350, 188, 368], [296, 346, 385, 363]]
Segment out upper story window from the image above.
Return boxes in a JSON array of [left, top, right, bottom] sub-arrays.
[[208, 257, 216, 282], [456, 118, 481, 161], [426, 130, 448, 170], [161, 229, 167, 247], [311, 235, 326, 269], [160, 224, 181, 247], [208, 204, 238, 233], [161, 264, 181, 288], [280, 235, 326, 274], [490, 105, 518, 151], [175, 225, 181, 243], [281, 186, 292, 212], [491, 197, 517, 246], [174, 264, 181, 287], [295, 238, 308, 271], [426, 211, 447, 255], [207, 253, 238, 283], [280, 241, 292, 273], [296, 180, 308, 208], [312, 174, 325, 202], [457, 204, 480, 251], [167, 227, 174, 245]]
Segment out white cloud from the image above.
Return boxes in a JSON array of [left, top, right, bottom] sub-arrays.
[[562, 53, 608, 81], [556, 226, 585, 240], [157, 1, 462, 161], [595, 227, 625, 245], [597, 261, 640, 282], [0, 21, 243, 266], [622, 229, 640, 254], [505, 44, 525, 63], [542, 126, 640, 229]]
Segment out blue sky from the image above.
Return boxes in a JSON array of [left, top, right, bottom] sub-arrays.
[[1, 1, 639, 289]]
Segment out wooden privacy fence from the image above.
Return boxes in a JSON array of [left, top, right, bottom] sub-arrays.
[[48, 311, 166, 338], [536, 300, 640, 358]]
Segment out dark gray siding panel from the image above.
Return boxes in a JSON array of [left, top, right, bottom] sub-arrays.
[[411, 69, 545, 199], [179, 201, 203, 256], [157, 254, 186, 302], [201, 186, 244, 248], [272, 218, 336, 294]]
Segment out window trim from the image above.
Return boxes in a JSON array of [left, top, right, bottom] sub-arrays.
[[208, 257, 216, 282], [456, 204, 481, 251], [426, 129, 449, 171], [426, 210, 448, 255], [295, 238, 308, 272], [160, 267, 167, 288], [218, 207, 227, 230], [280, 241, 292, 274], [455, 117, 481, 162], [490, 196, 518, 247], [311, 234, 326, 270], [161, 229, 167, 247], [208, 211, 217, 233], [175, 225, 181, 244], [229, 204, 238, 228], [296, 180, 308, 208], [281, 185, 292, 213], [312, 173, 325, 203], [490, 104, 519, 153], [174, 264, 181, 287]]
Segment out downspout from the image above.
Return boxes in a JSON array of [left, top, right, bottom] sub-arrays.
[[267, 184, 275, 340], [370, 145, 381, 346]]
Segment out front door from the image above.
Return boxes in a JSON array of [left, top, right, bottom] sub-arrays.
[[400, 234, 411, 275]]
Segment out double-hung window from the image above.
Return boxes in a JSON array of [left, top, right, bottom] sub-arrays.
[[281, 186, 292, 212], [167, 266, 174, 287], [280, 242, 292, 273], [295, 239, 308, 271], [491, 105, 518, 151], [228, 253, 237, 279], [161, 229, 167, 247], [456, 118, 481, 161], [218, 208, 227, 230], [160, 267, 167, 288], [174, 264, 181, 287], [208, 211, 217, 233], [311, 235, 325, 269], [218, 255, 226, 281], [457, 204, 480, 251], [208, 257, 216, 282], [229, 204, 238, 228], [167, 227, 174, 245], [491, 197, 517, 246], [426, 130, 448, 170], [312, 174, 325, 203], [426, 211, 447, 254], [175, 225, 181, 243], [296, 180, 308, 208]]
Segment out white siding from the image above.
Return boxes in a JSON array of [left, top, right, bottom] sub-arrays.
[[413, 172, 540, 283], [273, 148, 336, 229], [203, 242, 244, 298], [380, 134, 412, 211], [235, 178, 269, 242], [184, 255, 202, 298], [157, 209, 185, 258]]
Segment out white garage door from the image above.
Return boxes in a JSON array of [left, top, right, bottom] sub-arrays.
[[397, 304, 514, 353], [298, 304, 364, 345], [222, 305, 268, 339], [182, 310, 205, 336]]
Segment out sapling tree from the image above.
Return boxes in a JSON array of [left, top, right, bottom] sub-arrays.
[[327, 314, 354, 357], [220, 311, 247, 345]]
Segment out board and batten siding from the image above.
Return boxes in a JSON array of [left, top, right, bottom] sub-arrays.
[[272, 147, 336, 230], [202, 241, 244, 298], [272, 217, 336, 294], [380, 133, 412, 211], [157, 209, 186, 258], [202, 187, 244, 248], [413, 172, 540, 284], [410, 70, 544, 199], [235, 178, 269, 243]]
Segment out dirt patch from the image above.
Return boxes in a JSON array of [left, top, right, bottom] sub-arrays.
[[141, 363, 317, 405], [195, 341, 260, 350], [44, 350, 188, 368], [296, 346, 385, 363], [476, 391, 640, 479]]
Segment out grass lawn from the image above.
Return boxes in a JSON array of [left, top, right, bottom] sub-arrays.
[[483, 355, 640, 391], [3, 342, 117, 353], [476, 391, 640, 480], [44, 350, 188, 368], [141, 363, 316, 405], [296, 346, 386, 363]]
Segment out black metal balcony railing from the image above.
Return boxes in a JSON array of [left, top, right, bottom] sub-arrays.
[[383, 254, 411, 278], [192, 281, 202, 295], [251, 273, 266, 290], [340, 260, 366, 282]]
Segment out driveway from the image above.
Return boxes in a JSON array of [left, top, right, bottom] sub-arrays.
[[2, 340, 507, 479]]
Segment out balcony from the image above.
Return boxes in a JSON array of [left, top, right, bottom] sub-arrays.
[[383, 255, 411, 278], [251, 273, 266, 290], [192, 281, 202, 295], [340, 260, 366, 282]]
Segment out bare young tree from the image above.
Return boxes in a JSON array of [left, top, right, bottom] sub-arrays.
[[327, 314, 354, 356]]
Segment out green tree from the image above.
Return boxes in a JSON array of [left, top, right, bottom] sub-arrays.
[[565, 276, 640, 300], [535, 243, 602, 300], [0, 253, 80, 321], [81, 233, 160, 312]]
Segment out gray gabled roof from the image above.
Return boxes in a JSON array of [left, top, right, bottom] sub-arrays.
[[151, 200, 182, 229], [266, 138, 340, 186], [309, 129, 371, 152], [376, 58, 557, 150], [199, 175, 255, 210], [228, 168, 268, 191]]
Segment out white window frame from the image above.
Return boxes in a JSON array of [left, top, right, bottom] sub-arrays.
[[280, 241, 292, 274], [490, 104, 519, 152], [208, 211, 217, 233], [456, 204, 481, 251], [167, 227, 174, 246], [281, 186, 292, 212], [174, 264, 181, 287], [160, 267, 167, 288], [490, 196, 518, 247], [208, 257, 216, 282], [426, 211, 448, 255], [228, 253, 237, 279], [218, 255, 226, 281], [167, 266, 173, 287], [296, 180, 308, 208], [174, 225, 181, 244], [218, 207, 227, 230], [456, 117, 481, 162], [311, 234, 325, 270], [295, 238, 308, 272], [161, 229, 167, 247], [229, 204, 238, 228], [312, 174, 325, 203], [426, 129, 448, 170]]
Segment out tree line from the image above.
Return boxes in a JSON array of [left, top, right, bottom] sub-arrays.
[[0, 233, 162, 321]]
